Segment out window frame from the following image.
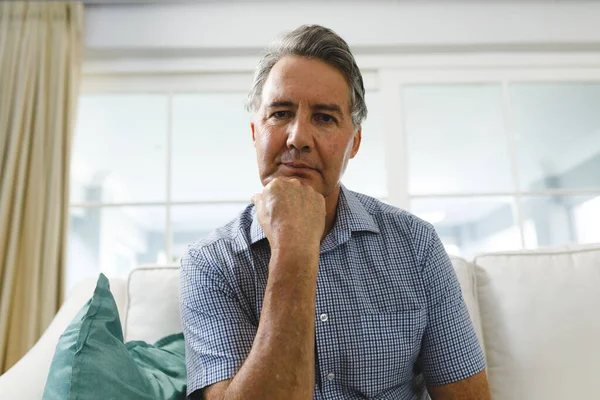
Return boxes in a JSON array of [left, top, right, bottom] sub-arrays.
[[73, 53, 600, 267]]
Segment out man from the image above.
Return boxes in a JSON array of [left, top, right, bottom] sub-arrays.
[[181, 25, 490, 399]]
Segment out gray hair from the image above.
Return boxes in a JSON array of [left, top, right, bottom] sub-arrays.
[[245, 24, 367, 128]]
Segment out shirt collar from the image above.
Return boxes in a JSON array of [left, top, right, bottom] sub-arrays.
[[249, 184, 379, 248], [341, 184, 380, 235]]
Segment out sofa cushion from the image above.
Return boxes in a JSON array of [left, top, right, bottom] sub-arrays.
[[474, 245, 600, 400], [125, 265, 181, 343], [450, 257, 485, 356], [43, 274, 187, 400]]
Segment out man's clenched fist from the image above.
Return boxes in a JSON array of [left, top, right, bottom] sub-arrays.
[[251, 178, 326, 251]]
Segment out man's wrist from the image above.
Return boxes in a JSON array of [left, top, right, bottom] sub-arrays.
[[270, 237, 320, 254], [269, 244, 320, 276]]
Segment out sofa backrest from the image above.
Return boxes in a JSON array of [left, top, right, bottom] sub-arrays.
[[474, 244, 600, 400], [124, 265, 181, 343], [450, 257, 485, 355]]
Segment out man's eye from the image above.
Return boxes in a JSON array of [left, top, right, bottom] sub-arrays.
[[271, 111, 290, 119], [315, 114, 336, 124]]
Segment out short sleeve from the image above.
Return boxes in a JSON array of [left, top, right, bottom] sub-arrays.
[[180, 246, 257, 395], [419, 227, 486, 386]]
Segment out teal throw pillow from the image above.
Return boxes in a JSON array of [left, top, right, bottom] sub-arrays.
[[42, 273, 187, 400]]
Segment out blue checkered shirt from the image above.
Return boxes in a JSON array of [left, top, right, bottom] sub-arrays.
[[180, 186, 486, 399]]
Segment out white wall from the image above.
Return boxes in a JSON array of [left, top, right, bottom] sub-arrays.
[[85, 1, 600, 55]]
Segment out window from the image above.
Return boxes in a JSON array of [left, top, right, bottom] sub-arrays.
[[511, 83, 600, 192], [404, 84, 513, 194], [344, 92, 387, 199], [410, 197, 519, 258], [71, 95, 168, 204], [171, 93, 259, 201], [68, 66, 600, 290], [67, 206, 166, 290], [403, 80, 600, 257], [574, 196, 600, 244]]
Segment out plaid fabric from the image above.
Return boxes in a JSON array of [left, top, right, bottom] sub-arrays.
[[180, 185, 486, 399]]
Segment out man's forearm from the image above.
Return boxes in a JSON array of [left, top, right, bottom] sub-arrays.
[[427, 370, 491, 400], [223, 246, 319, 400]]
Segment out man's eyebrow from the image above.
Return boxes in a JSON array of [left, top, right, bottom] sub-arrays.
[[313, 103, 343, 116], [266, 100, 296, 109]]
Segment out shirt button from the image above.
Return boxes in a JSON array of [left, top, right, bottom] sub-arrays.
[[326, 373, 335, 381], [319, 313, 329, 322]]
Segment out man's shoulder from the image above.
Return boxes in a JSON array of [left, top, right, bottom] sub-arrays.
[[184, 204, 254, 262], [180, 206, 257, 301], [348, 189, 438, 266], [350, 190, 435, 238]]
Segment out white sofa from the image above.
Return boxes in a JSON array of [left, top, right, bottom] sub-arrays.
[[1, 244, 599, 399]]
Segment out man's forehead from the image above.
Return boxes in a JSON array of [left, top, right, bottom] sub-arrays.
[[261, 56, 351, 110]]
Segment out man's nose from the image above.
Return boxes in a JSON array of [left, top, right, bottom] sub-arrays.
[[286, 117, 314, 152]]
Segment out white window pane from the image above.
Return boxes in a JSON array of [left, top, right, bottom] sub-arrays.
[[511, 83, 600, 191], [410, 197, 519, 258], [171, 93, 261, 201], [171, 203, 248, 261], [71, 95, 168, 203], [342, 92, 387, 198], [574, 196, 600, 244], [522, 195, 600, 248], [404, 84, 513, 194], [66, 206, 166, 293]]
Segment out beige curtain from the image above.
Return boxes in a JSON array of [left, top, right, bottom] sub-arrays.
[[0, 1, 83, 373]]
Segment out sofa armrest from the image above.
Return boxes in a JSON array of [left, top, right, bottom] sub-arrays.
[[0, 277, 127, 399]]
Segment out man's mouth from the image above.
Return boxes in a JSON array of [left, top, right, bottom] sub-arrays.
[[282, 161, 315, 170]]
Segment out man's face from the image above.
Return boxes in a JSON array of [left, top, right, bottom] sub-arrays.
[[251, 55, 361, 199]]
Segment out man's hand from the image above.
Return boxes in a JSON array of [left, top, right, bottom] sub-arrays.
[[252, 178, 326, 251]]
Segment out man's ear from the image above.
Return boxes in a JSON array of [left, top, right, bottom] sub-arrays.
[[251, 121, 256, 146], [350, 124, 362, 159]]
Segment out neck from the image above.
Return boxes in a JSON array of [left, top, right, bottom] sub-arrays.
[[321, 185, 341, 241]]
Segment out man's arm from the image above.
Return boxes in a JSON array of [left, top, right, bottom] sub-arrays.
[[418, 224, 490, 398], [427, 369, 491, 400], [204, 248, 319, 400], [203, 178, 325, 400]]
